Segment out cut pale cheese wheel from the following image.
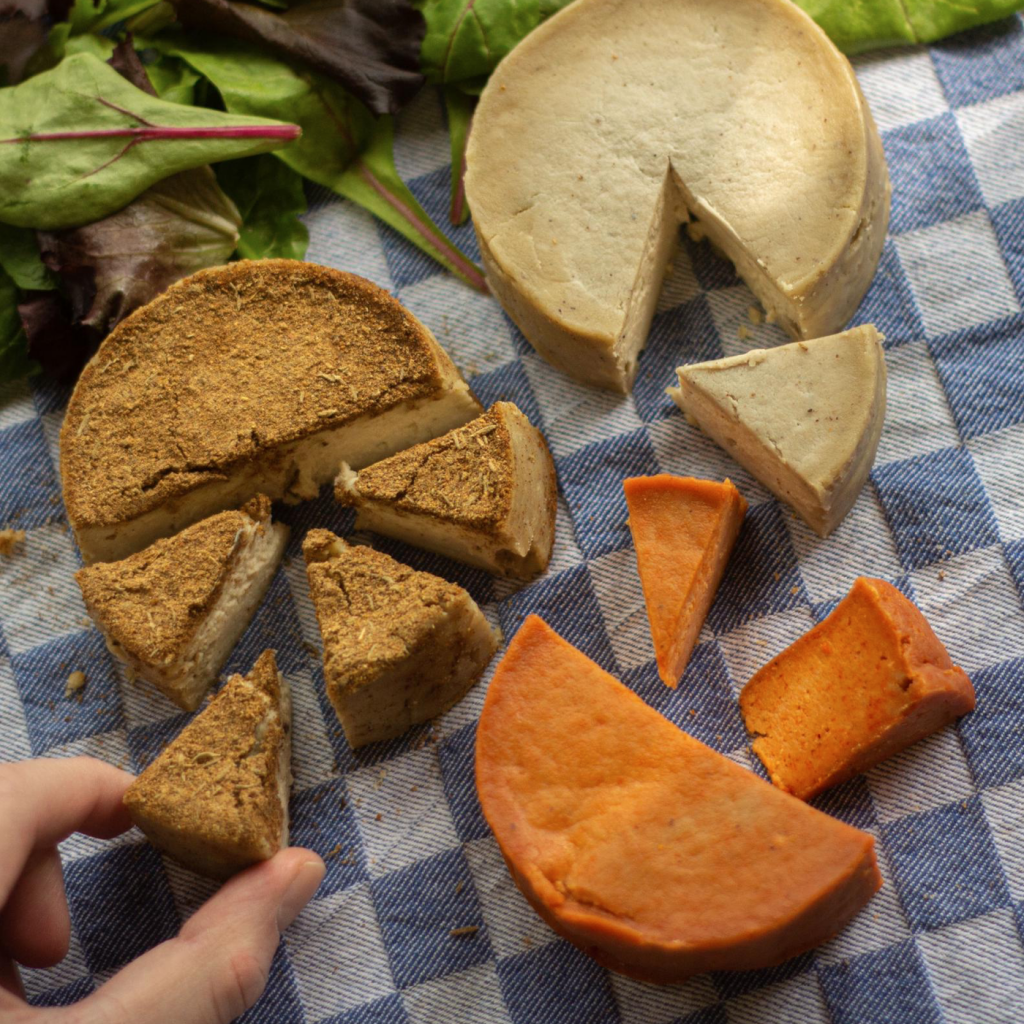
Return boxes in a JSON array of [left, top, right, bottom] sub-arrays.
[[61, 260, 480, 564], [465, 0, 890, 392], [336, 402, 557, 580], [303, 530, 498, 748], [476, 615, 881, 982], [625, 475, 746, 687], [740, 577, 976, 801], [668, 325, 886, 536], [76, 495, 287, 711], [124, 650, 292, 880]]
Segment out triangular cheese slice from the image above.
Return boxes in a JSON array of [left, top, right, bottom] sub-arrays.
[[76, 495, 288, 711], [476, 616, 881, 982], [303, 530, 498, 748], [668, 325, 886, 536], [624, 475, 746, 687], [335, 402, 557, 579], [124, 650, 291, 880], [741, 577, 975, 800]]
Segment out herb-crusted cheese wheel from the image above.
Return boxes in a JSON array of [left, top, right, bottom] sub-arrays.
[[465, 0, 890, 392]]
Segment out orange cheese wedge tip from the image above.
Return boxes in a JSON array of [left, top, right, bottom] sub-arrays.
[[624, 475, 747, 687], [476, 615, 881, 983], [740, 577, 976, 801]]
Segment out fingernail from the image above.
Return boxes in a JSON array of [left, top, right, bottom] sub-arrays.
[[277, 858, 325, 930]]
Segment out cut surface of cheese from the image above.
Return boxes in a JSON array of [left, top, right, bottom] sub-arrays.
[[336, 402, 557, 580], [61, 260, 480, 564], [124, 649, 292, 880], [465, 0, 890, 392], [76, 495, 287, 711], [668, 325, 886, 536], [303, 530, 498, 748], [476, 615, 881, 982], [624, 475, 746, 687], [740, 577, 976, 801]]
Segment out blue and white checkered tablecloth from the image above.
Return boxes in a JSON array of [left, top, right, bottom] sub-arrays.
[[3, 15, 1024, 1022]]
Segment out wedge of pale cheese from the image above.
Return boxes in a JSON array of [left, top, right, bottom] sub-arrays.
[[303, 530, 498, 748], [124, 650, 292, 880], [336, 402, 557, 580], [76, 495, 288, 711], [668, 325, 886, 536], [465, 0, 890, 392], [61, 260, 481, 564]]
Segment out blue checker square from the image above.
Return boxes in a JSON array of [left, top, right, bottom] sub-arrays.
[[930, 314, 1024, 439], [883, 114, 985, 235], [992, 197, 1024, 305], [125, 709, 192, 773], [818, 939, 944, 1024], [958, 655, 1024, 789], [64, 843, 179, 974], [854, 239, 926, 344], [1007, 538, 1024, 603], [438, 721, 488, 843], [27, 976, 96, 1009], [808, 774, 878, 831], [224, 569, 310, 680], [872, 447, 999, 569], [235, 945, 305, 1024], [705, 501, 806, 635], [712, 951, 815, 1000], [497, 941, 619, 1024], [882, 796, 1010, 931], [12, 630, 125, 756], [685, 230, 742, 292], [321, 994, 410, 1024], [372, 847, 490, 990], [0, 418, 62, 531], [468, 357, 543, 428], [930, 16, 1024, 108], [289, 778, 369, 898], [558, 428, 661, 561]]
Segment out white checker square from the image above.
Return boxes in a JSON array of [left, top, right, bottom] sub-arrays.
[[304, 199, 393, 292], [464, 835, 557, 959], [705, 285, 791, 359], [655, 238, 702, 313], [521, 351, 643, 460], [59, 822, 141, 867], [0, 655, 31, 763], [40, 409, 63, 478], [162, 855, 219, 924], [727, 971, 829, 1024], [648, 416, 774, 507], [282, 551, 322, 657], [547, 495, 584, 576], [894, 211, 1020, 337], [588, 546, 653, 673], [854, 48, 949, 132], [0, 522, 87, 655], [874, 341, 960, 465], [287, 667, 337, 794], [0, 378, 36, 431], [611, 972, 717, 1024], [918, 909, 1024, 1024], [786, 488, 901, 604], [117, 662, 185, 733], [393, 87, 450, 184], [957, 91, 1024, 209], [348, 745, 460, 878], [911, 545, 1024, 673], [20, 923, 91, 1000], [399, 273, 517, 382], [982, 777, 1024, 903], [969, 422, 1024, 542], [867, 728, 974, 824], [403, 962, 511, 1024], [717, 607, 817, 694], [287, 882, 396, 1021]]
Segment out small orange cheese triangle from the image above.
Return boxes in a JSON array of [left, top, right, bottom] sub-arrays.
[[624, 475, 747, 686], [476, 616, 881, 982]]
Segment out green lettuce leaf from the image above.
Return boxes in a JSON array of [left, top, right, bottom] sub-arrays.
[[0, 222, 55, 289]]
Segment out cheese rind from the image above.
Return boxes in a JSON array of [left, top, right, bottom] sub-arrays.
[[668, 325, 886, 536], [60, 260, 481, 564], [303, 530, 498, 747], [466, 0, 890, 392], [336, 402, 557, 580], [625, 475, 746, 687], [124, 650, 292, 880], [740, 577, 976, 800], [476, 615, 881, 982]]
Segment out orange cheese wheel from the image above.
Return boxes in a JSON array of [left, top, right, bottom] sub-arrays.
[[475, 615, 881, 983], [741, 577, 976, 800], [624, 475, 746, 687]]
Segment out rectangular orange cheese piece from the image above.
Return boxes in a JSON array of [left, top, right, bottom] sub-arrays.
[[740, 577, 976, 800], [624, 474, 746, 687]]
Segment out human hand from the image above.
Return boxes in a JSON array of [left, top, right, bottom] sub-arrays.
[[0, 756, 324, 1024]]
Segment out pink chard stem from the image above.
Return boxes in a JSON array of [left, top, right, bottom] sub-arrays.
[[2, 124, 302, 144]]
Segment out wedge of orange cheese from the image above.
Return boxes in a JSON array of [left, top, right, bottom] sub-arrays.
[[741, 577, 976, 800], [625, 475, 746, 687], [476, 615, 881, 982]]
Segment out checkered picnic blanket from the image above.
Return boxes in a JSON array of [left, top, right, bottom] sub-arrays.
[[3, 15, 1024, 1023]]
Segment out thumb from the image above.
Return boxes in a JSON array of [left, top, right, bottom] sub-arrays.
[[79, 848, 324, 1024]]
